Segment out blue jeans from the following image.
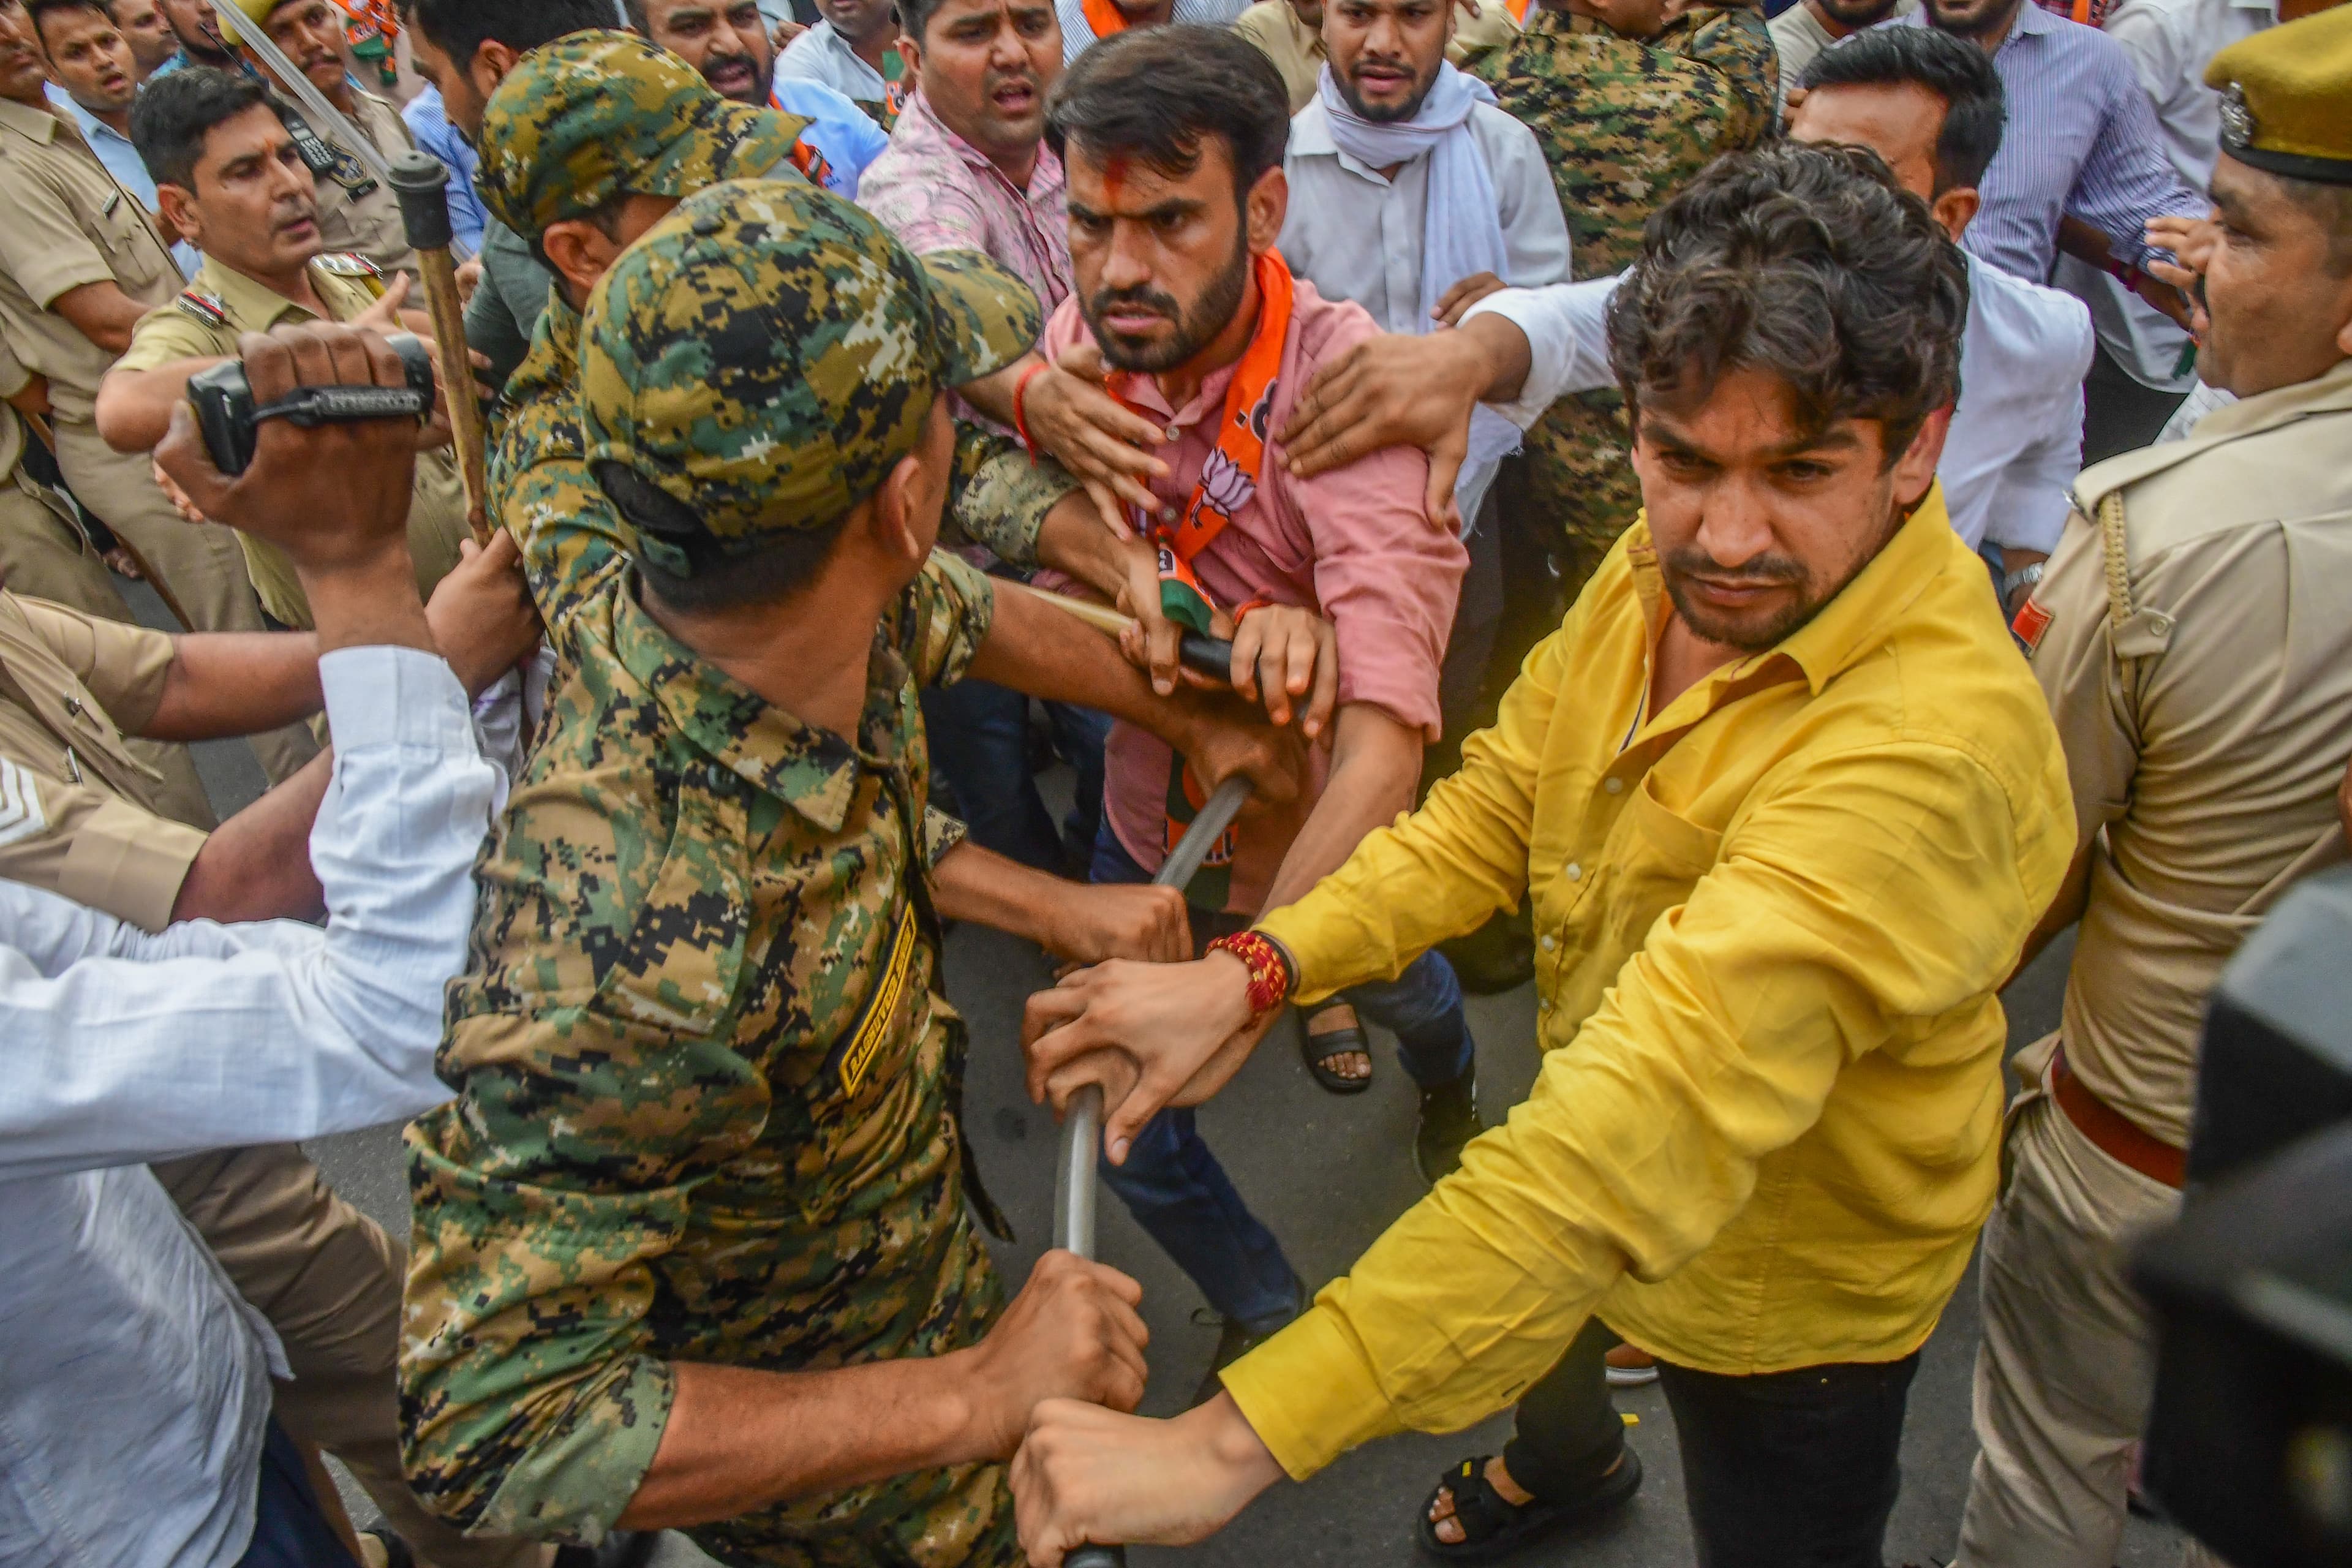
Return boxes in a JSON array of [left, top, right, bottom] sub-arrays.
[[236, 1416, 360, 1568], [1089, 821, 1474, 1329], [923, 678, 1110, 873]]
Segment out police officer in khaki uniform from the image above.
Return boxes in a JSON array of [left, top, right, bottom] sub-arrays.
[[98, 67, 467, 639], [218, 0, 420, 279], [0, 0, 287, 763], [1955, 10, 2352, 1566], [0, 333, 149, 626]]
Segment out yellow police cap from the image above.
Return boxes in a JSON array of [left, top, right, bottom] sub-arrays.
[[214, 0, 292, 47], [2204, 2, 2352, 187]]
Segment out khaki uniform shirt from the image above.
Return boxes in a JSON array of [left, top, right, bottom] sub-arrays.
[[114, 251, 469, 628], [0, 96, 182, 421], [0, 590, 208, 929], [303, 90, 420, 281], [2021, 355, 2352, 1147], [1234, 0, 1521, 113], [402, 556, 1009, 1566]]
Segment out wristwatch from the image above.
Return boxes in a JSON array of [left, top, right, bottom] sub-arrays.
[[2000, 559, 2045, 615]]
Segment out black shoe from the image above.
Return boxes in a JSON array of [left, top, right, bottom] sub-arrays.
[[1438, 909, 1533, 995], [1415, 1072, 1482, 1186], [1191, 1284, 1305, 1406], [553, 1532, 661, 1568]]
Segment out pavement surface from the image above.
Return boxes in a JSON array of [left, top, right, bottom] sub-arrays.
[[144, 583, 2185, 1568]]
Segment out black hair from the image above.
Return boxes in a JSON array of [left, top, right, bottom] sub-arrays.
[[900, 0, 955, 42], [391, 0, 616, 69], [1044, 26, 1290, 206], [28, 0, 113, 47], [1607, 141, 1970, 467], [130, 64, 270, 191], [1798, 26, 2005, 195], [598, 459, 859, 611]]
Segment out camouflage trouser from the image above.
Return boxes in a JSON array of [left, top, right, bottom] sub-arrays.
[[1523, 387, 1645, 603]]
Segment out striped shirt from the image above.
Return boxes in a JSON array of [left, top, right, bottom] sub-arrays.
[[1891, 4, 2205, 283], [1054, 0, 1253, 62]]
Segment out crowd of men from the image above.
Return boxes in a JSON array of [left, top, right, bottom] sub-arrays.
[[0, 0, 2346, 1561]]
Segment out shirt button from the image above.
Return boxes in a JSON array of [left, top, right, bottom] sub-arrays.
[[1566, 862, 1582, 881], [1604, 777, 1623, 795], [1540, 935, 1556, 952], [1538, 997, 1552, 1012]]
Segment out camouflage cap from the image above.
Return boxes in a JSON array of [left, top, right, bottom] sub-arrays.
[[475, 31, 809, 241], [582, 179, 1045, 578]]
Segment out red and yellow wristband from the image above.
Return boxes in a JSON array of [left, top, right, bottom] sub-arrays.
[[1207, 929, 1297, 1021]]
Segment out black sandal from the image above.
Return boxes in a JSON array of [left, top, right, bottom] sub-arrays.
[[1415, 1450, 1643, 1562], [1299, 1000, 1373, 1095]]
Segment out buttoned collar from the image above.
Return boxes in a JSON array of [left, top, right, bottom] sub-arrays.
[[1999, 0, 2062, 48], [0, 94, 65, 147], [47, 87, 129, 149], [1625, 482, 1960, 708], [604, 571, 920, 834]]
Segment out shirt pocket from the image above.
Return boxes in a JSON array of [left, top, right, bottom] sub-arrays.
[[1605, 772, 1725, 949], [77, 185, 168, 296]]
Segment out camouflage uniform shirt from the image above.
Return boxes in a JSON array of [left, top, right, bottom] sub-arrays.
[[484, 279, 1081, 636], [1475, 6, 1777, 593], [401, 553, 1015, 1566]]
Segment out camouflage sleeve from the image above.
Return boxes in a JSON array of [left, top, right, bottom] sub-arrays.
[[899, 550, 998, 689], [1685, 8, 1780, 153], [944, 419, 1083, 568], [499, 448, 630, 649], [922, 804, 969, 869]]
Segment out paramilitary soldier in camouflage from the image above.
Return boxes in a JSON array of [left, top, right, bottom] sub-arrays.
[[401, 178, 1301, 1566], [477, 33, 1113, 658], [1475, 0, 1776, 597]]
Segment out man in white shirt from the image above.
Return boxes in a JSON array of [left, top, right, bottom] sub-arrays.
[[1273, 0, 1565, 763], [2054, 0, 2310, 462], [771, 0, 908, 120], [1280, 26, 2089, 624], [1766, 0, 1919, 109], [0, 322, 500, 1568]]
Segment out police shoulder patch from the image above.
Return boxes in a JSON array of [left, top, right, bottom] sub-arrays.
[[315, 251, 382, 279], [172, 290, 229, 328], [2011, 596, 2054, 658]]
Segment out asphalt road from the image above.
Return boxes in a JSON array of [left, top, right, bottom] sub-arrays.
[[146, 585, 2183, 1568]]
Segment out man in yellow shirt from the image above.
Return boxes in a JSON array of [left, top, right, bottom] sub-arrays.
[[1012, 141, 2074, 1567]]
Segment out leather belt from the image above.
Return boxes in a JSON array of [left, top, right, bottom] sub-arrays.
[[2052, 1044, 2186, 1190]]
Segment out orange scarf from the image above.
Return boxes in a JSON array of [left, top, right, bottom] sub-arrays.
[[1110, 251, 1295, 908], [1081, 0, 1136, 37]]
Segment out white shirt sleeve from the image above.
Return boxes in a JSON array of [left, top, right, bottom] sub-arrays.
[[1460, 273, 1627, 430], [1980, 290, 2096, 556], [0, 646, 495, 1181]]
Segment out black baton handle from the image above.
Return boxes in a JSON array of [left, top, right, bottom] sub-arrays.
[[385, 149, 453, 252], [1177, 633, 1234, 682]]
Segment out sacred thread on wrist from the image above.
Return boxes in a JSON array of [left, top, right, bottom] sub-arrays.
[[1208, 930, 1293, 1020], [1012, 361, 1049, 462]]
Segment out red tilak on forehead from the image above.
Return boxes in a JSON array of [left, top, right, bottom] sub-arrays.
[[1103, 154, 1128, 204]]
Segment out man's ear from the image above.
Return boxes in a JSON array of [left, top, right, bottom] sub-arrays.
[[538, 219, 616, 302], [896, 27, 923, 79], [1893, 404, 1953, 509], [1931, 186, 1980, 244], [868, 449, 931, 565], [157, 183, 200, 249], [472, 38, 519, 96], [1245, 165, 1287, 254]]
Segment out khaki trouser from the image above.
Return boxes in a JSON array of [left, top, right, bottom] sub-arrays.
[[0, 471, 219, 828], [1953, 1091, 2229, 1568], [154, 1144, 552, 1568], [49, 416, 317, 784]]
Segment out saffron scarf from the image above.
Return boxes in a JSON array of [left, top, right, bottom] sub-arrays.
[[1109, 250, 1296, 907]]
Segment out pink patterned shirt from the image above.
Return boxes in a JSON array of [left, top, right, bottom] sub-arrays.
[[858, 88, 1072, 323]]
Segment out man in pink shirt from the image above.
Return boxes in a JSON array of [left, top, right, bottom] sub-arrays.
[[1028, 24, 1479, 1393]]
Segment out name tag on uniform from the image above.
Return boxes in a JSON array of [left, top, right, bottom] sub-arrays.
[[825, 899, 919, 1099]]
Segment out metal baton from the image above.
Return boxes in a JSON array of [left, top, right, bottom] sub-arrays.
[[1050, 772, 1253, 1568]]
